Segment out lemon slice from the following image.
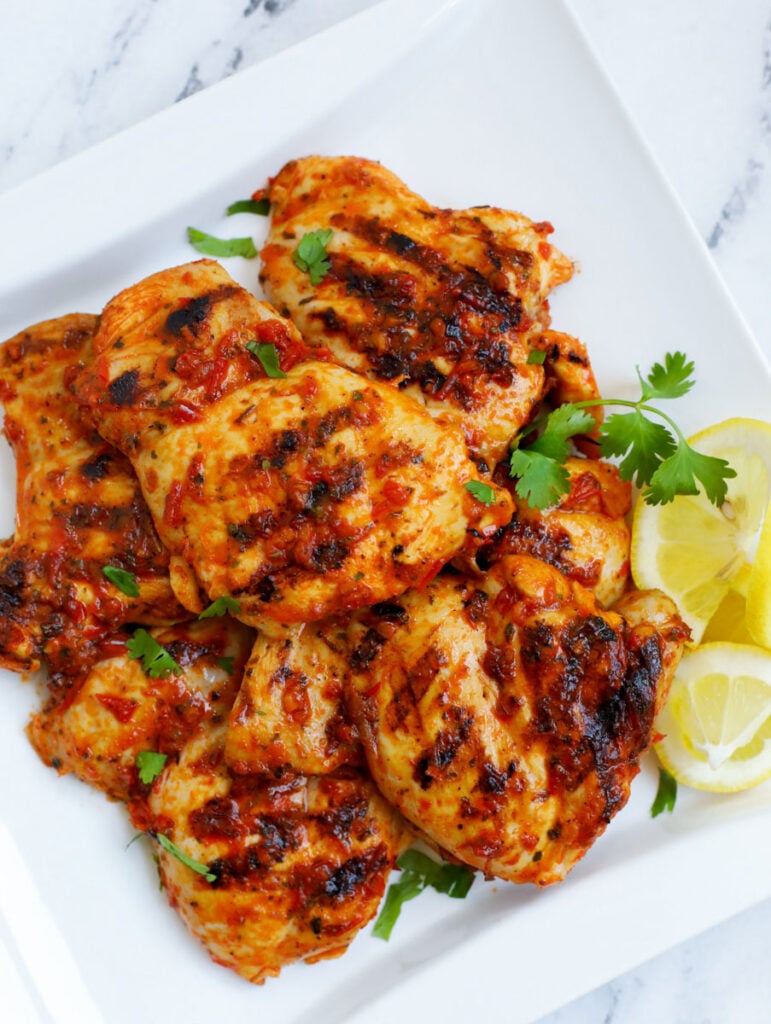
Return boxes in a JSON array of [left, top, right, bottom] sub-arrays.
[[631, 418, 771, 644], [655, 642, 771, 792], [745, 498, 771, 648]]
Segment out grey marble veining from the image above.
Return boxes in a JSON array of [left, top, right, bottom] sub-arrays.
[[1, 1, 771, 1021]]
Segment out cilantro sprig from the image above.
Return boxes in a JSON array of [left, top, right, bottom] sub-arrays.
[[126, 629, 181, 678], [101, 565, 139, 598], [510, 352, 736, 509], [651, 766, 678, 817], [150, 831, 217, 883], [464, 480, 496, 506], [293, 229, 333, 285], [198, 595, 241, 619], [372, 849, 474, 941], [226, 197, 270, 216], [246, 341, 287, 378], [136, 751, 168, 785], [187, 227, 257, 259]]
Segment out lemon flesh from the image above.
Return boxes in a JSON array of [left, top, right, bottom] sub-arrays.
[[745, 498, 771, 648], [632, 418, 771, 645], [655, 642, 771, 792]]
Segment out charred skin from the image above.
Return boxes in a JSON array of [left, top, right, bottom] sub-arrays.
[[28, 617, 254, 803], [75, 261, 512, 625], [346, 555, 689, 884], [0, 314, 187, 688], [146, 725, 407, 984], [261, 156, 575, 467]]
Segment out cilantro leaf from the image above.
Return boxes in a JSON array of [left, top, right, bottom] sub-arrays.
[[126, 628, 181, 678], [464, 480, 496, 506], [599, 410, 676, 487], [226, 198, 270, 216], [293, 229, 333, 285], [245, 341, 287, 378], [198, 595, 241, 619], [639, 351, 695, 401], [372, 849, 474, 941], [528, 404, 597, 462], [136, 751, 168, 785], [644, 442, 736, 506], [509, 448, 571, 510], [216, 656, 235, 674], [187, 227, 257, 259], [151, 831, 217, 883], [101, 565, 140, 598], [527, 349, 546, 366], [651, 766, 677, 817]]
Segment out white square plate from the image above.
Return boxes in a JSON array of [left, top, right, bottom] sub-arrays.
[[1, 1, 770, 1022]]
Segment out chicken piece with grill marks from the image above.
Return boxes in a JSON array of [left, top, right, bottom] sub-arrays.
[[477, 457, 632, 607], [0, 314, 187, 686], [225, 616, 361, 777], [145, 721, 408, 985], [74, 260, 512, 626], [260, 156, 574, 467], [29, 617, 254, 803], [345, 555, 689, 885]]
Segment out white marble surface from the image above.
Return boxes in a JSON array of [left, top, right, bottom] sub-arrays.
[[1, 1, 770, 1021]]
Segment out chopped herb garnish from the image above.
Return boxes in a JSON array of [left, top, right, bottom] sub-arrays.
[[187, 227, 257, 259], [527, 349, 547, 365], [101, 565, 139, 598], [246, 341, 287, 378], [216, 656, 235, 674], [651, 766, 678, 817], [226, 198, 270, 216], [293, 228, 333, 285], [126, 628, 181, 678], [510, 352, 736, 510], [136, 751, 168, 785], [372, 849, 474, 941], [198, 595, 241, 619], [464, 480, 496, 506], [151, 831, 217, 883]]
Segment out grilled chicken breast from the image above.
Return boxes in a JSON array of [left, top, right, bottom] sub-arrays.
[[29, 617, 253, 802], [261, 156, 574, 466], [0, 314, 186, 687], [478, 457, 632, 607], [226, 617, 361, 776], [346, 555, 688, 884], [147, 723, 407, 984], [75, 260, 512, 625]]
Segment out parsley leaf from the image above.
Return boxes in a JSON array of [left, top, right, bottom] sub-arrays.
[[216, 656, 235, 674], [101, 565, 139, 598], [651, 766, 677, 817], [246, 341, 287, 378], [464, 480, 496, 506], [226, 198, 270, 216], [151, 831, 217, 883], [126, 629, 181, 678], [198, 595, 241, 619], [293, 229, 333, 285], [187, 227, 257, 259], [509, 351, 735, 510], [639, 351, 695, 401], [136, 751, 168, 785], [372, 849, 474, 941]]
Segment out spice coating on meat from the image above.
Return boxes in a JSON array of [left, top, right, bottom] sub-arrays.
[[261, 156, 574, 466], [345, 555, 688, 884]]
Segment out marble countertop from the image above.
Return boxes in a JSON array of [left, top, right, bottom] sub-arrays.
[[1, 1, 770, 1021]]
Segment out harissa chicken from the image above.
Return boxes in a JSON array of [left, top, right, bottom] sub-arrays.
[[0, 155, 688, 985]]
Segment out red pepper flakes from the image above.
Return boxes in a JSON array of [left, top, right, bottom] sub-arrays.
[[95, 693, 139, 723]]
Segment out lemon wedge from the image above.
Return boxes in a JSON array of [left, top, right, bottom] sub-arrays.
[[745, 497, 771, 648], [631, 418, 771, 645], [654, 642, 771, 792]]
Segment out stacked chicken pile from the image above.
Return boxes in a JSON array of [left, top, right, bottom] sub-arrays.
[[0, 157, 687, 984]]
